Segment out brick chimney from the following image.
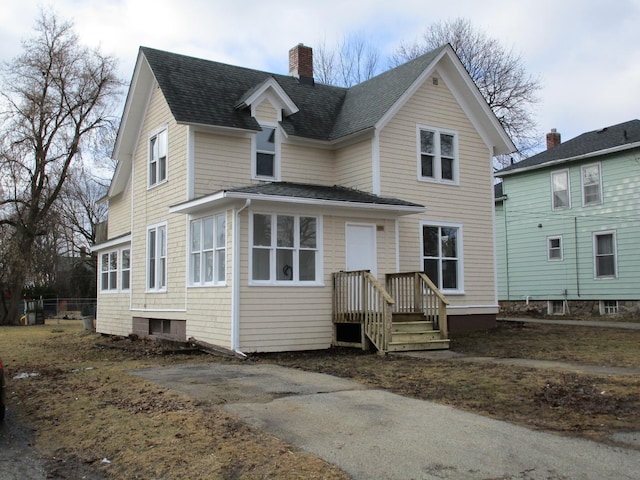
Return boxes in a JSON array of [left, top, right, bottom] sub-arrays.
[[289, 44, 313, 85], [546, 128, 561, 150]]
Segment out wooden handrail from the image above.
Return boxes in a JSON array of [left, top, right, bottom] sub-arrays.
[[416, 272, 449, 305], [333, 270, 394, 353]]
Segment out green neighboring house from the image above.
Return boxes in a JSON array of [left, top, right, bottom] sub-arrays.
[[495, 120, 640, 317]]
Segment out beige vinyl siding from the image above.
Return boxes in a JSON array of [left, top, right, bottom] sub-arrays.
[[254, 98, 278, 123], [194, 132, 252, 196], [335, 139, 373, 191], [129, 84, 188, 316], [281, 142, 334, 184], [96, 293, 131, 336], [380, 72, 496, 308], [185, 210, 233, 347], [237, 212, 397, 352], [107, 179, 132, 237]]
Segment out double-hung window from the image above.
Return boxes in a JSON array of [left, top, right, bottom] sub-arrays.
[[421, 223, 462, 292], [251, 213, 319, 284], [594, 231, 616, 279], [418, 126, 458, 183], [121, 249, 131, 290], [254, 125, 278, 179], [100, 251, 118, 291], [551, 170, 570, 210], [149, 128, 167, 187], [147, 224, 167, 291], [190, 214, 226, 285], [581, 163, 602, 206], [547, 236, 563, 261]]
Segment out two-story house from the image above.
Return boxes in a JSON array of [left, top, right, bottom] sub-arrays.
[[93, 43, 514, 354], [495, 120, 640, 317]]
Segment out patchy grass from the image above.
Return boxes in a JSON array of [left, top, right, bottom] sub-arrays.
[[1, 320, 639, 478]]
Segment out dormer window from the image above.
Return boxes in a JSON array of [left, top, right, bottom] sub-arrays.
[[254, 124, 279, 180]]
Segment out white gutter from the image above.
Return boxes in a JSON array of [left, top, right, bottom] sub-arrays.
[[231, 199, 251, 356], [497, 141, 640, 177]]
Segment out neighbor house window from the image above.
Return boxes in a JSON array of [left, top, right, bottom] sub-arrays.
[[147, 224, 167, 291], [600, 300, 618, 315], [551, 170, 570, 210], [581, 163, 602, 206], [418, 126, 458, 183], [190, 213, 226, 285], [547, 236, 563, 261], [594, 231, 616, 278], [121, 248, 131, 290], [251, 213, 320, 283], [100, 251, 118, 291], [548, 300, 565, 315], [149, 128, 168, 187], [254, 125, 278, 179], [421, 223, 462, 292]]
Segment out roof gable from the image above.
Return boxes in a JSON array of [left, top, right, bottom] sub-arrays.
[[497, 120, 640, 177]]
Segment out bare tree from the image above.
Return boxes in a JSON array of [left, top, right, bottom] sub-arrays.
[[0, 9, 122, 324], [314, 33, 381, 87], [392, 18, 541, 164]]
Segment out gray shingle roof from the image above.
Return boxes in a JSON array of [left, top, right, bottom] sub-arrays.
[[227, 182, 424, 207], [497, 119, 640, 175], [141, 45, 446, 141]]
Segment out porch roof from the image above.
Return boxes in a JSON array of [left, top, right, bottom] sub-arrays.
[[169, 182, 425, 216]]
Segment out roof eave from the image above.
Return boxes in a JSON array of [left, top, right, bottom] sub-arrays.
[[169, 190, 425, 216], [496, 141, 640, 177]]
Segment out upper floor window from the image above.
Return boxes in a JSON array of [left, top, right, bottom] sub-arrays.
[[594, 231, 616, 279], [254, 125, 278, 179], [418, 126, 458, 184], [251, 213, 320, 284], [581, 163, 602, 206], [149, 128, 167, 187], [421, 223, 463, 292], [147, 224, 167, 291], [547, 236, 563, 261], [190, 213, 226, 285], [551, 170, 570, 210]]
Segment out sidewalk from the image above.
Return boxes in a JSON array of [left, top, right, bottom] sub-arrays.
[[498, 316, 640, 330]]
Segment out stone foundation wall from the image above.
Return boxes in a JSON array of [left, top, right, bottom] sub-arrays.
[[499, 300, 640, 321]]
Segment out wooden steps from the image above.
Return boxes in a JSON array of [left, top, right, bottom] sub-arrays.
[[387, 312, 450, 352]]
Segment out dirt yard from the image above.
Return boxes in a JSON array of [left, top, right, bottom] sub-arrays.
[[1, 320, 639, 479]]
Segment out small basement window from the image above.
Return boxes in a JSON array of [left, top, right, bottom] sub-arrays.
[[150, 319, 171, 335], [600, 300, 618, 315], [548, 300, 565, 315]]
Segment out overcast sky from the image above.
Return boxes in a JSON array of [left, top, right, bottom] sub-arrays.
[[2, 0, 639, 151]]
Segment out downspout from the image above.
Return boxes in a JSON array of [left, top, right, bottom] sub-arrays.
[[574, 217, 580, 297], [231, 199, 251, 356]]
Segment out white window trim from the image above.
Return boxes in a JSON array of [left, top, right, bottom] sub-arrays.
[[420, 220, 464, 294], [547, 300, 565, 315], [581, 162, 603, 206], [148, 126, 168, 189], [416, 124, 459, 185], [188, 212, 227, 287], [593, 230, 617, 279], [120, 248, 131, 291], [599, 300, 618, 315], [100, 250, 119, 293], [547, 235, 563, 261], [147, 222, 168, 293], [251, 122, 281, 181], [248, 212, 323, 286], [550, 169, 571, 210]]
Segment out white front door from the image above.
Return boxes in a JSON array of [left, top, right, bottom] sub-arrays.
[[346, 223, 377, 276]]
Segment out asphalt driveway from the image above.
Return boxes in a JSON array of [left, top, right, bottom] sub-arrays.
[[131, 363, 640, 480]]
